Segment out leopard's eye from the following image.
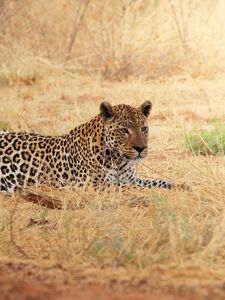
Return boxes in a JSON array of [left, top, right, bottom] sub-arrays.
[[141, 126, 148, 133], [120, 127, 129, 134]]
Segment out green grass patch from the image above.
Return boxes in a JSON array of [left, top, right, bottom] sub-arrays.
[[184, 123, 225, 155]]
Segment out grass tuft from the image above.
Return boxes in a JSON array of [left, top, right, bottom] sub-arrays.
[[184, 123, 225, 155]]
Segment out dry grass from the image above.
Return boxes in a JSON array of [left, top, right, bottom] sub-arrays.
[[0, 0, 225, 288], [1, 0, 225, 81], [1, 75, 225, 285]]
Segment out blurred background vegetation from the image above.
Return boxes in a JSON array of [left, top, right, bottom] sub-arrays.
[[0, 0, 224, 83]]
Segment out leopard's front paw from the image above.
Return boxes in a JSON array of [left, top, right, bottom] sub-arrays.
[[175, 182, 192, 192]]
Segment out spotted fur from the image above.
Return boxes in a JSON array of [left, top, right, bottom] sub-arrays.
[[0, 101, 172, 193]]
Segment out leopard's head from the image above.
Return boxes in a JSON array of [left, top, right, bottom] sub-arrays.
[[100, 101, 152, 160]]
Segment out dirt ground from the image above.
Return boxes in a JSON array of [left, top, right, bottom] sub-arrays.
[[1, 263, 225, 300]]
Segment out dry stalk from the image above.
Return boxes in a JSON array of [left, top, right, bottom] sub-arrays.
[[20, 190, 86, 210], [168, 0, 188, 54], [83, 19, 106, 65], [65, 0, 91, 62], [21, 191, 63, 209]]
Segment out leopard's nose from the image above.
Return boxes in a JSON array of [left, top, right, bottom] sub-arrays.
[[133, 146, 145, 154]]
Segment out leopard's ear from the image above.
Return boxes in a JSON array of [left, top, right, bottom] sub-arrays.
[[100, 101, 114, 120], [141, 101, 152, 117]]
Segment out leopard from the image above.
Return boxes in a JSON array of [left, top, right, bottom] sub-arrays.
[[0, 101, 172, 195]]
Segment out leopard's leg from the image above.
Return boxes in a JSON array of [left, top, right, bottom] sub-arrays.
[[104, 165, 173, 190], [118, 178, 189, 191], [103, 177, 172, 190], [133, 177, 172, 189]]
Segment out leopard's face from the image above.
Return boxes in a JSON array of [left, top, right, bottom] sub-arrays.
[[100, 101, 152, 160]]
